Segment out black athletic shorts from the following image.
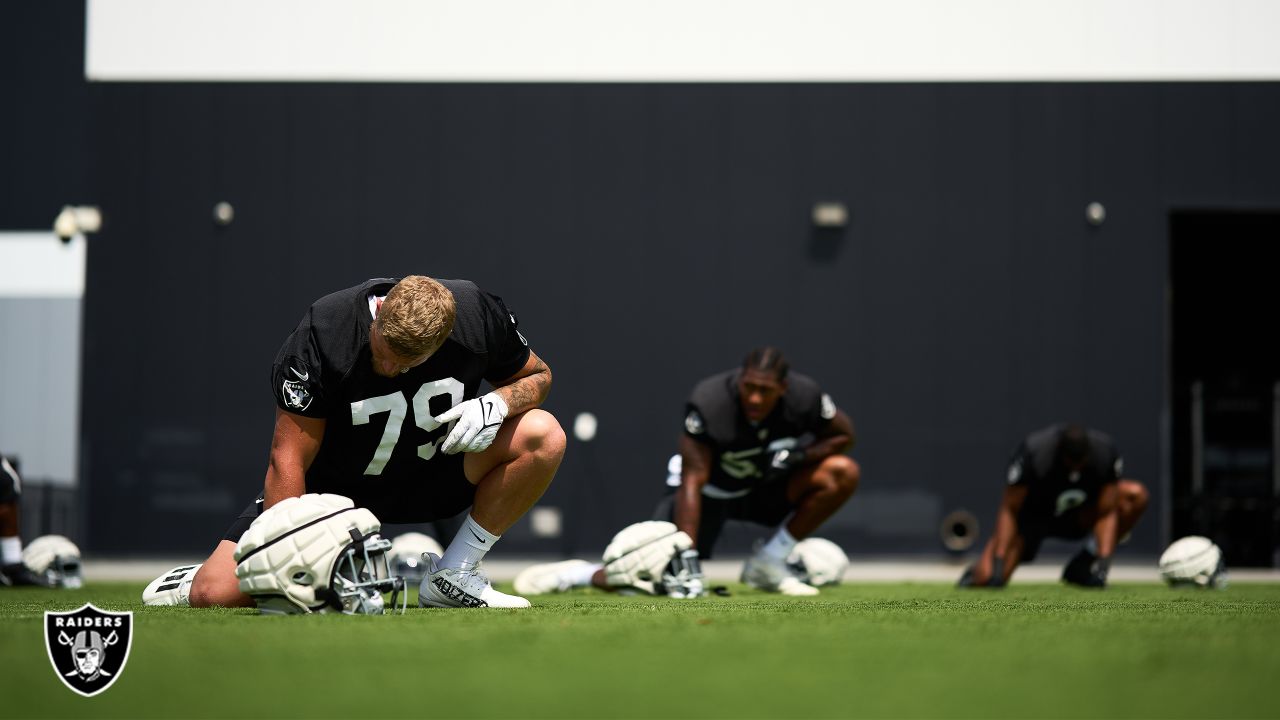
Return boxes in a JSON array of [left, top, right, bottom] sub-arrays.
[[221, 473, 479, 543], [652, 476, 793, 559], [1016, 510, 1092, 563]]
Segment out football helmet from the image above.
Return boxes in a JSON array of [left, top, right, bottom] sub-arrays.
[[21, 534, 84, 589], [601, 521, 694, 595], [388, 532, 444, 585], [787, 537, 849, 587], [1158, 536, 1228, 589], [234, 494, 406, 614]]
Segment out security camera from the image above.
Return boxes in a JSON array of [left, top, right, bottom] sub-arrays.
[[54, 206, 78, 244], [52, 206, 102, 245]]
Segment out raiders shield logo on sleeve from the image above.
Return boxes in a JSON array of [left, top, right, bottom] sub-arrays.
[[684, 410, 705, 435], [1007, 460, 1023, 485], [819, 393, 837, 420], [282, 379, 313, 411], [44, 604, 134, 697]]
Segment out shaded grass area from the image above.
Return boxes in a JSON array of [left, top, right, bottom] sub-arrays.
[[3, 582, 1279, 719]]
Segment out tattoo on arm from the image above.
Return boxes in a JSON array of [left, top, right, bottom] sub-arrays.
[[497, 356, 552, 413]]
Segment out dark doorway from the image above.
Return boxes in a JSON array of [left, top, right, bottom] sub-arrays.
[[1170, 212, 1280, 567]]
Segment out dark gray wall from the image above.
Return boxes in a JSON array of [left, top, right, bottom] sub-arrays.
[[0, 2, 90, 546], [74, 81, 1280, 557], [0, 3, 90, 229], [6, 5, 1279, 560]]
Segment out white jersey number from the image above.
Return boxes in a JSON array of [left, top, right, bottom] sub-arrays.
[[350, 378, 465, 475]]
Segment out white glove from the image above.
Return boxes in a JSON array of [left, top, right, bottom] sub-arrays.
[[435, 392, 508, 454]]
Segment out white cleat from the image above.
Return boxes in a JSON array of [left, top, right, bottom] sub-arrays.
[[418, 553, 530, 609], [741, 549, 820, 596], [774, 575, 822, 597], [142, 564, 202, 606], [513, 559, 594, 596]]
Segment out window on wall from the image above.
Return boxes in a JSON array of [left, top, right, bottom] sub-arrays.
[[0, 232, 86, 487]]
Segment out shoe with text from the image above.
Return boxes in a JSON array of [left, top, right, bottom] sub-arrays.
[[418, 553, 530, 608]]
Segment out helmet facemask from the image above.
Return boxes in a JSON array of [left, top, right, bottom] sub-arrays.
[[47, 555, 84, 589], [319, 529, 406, 615], [1189, 556, 1229, 590]]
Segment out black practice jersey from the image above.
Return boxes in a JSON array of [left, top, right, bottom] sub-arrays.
[[270, 278, 530, 520], [682, 370, 839, 494], [1006, 424, 1123, 521]]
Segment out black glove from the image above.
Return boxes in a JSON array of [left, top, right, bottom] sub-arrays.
[[988, 557, 1006, 588], [1062, 550, 1110, 588], [1082, 556, 1111, 588]]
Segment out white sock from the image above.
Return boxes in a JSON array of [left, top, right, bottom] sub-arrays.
[[440, 515, 500, 570], [569, 562, 604, 588], [761, 527, 798, 562], [1, 536, 22, 565]]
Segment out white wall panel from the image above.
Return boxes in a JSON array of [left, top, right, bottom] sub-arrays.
[[87, 0, 1280, 82], [0, 233, 85, 485]]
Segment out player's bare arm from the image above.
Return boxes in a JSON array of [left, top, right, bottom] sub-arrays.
[[1092, 482, 1120, 559], [805, 410, 856, 460], [490, 351, 552, 414], [675, 435, 712, 548], [263, 409, 325, 509], [991, 484, 1028, 563]]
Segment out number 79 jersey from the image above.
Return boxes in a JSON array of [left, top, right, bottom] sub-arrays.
[[269, 278, 530, 522]]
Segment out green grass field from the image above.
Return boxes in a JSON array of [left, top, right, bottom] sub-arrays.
[[3, 581, 1279, 719]]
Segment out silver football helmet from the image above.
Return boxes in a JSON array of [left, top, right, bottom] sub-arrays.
[[388, 532, 445, 585], [1158, 535, 1228, 589], [22, 534, 84, 589], [601, 521, 695, 596], [234, 494, 406, 614], [788, 537, 849, 587]]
